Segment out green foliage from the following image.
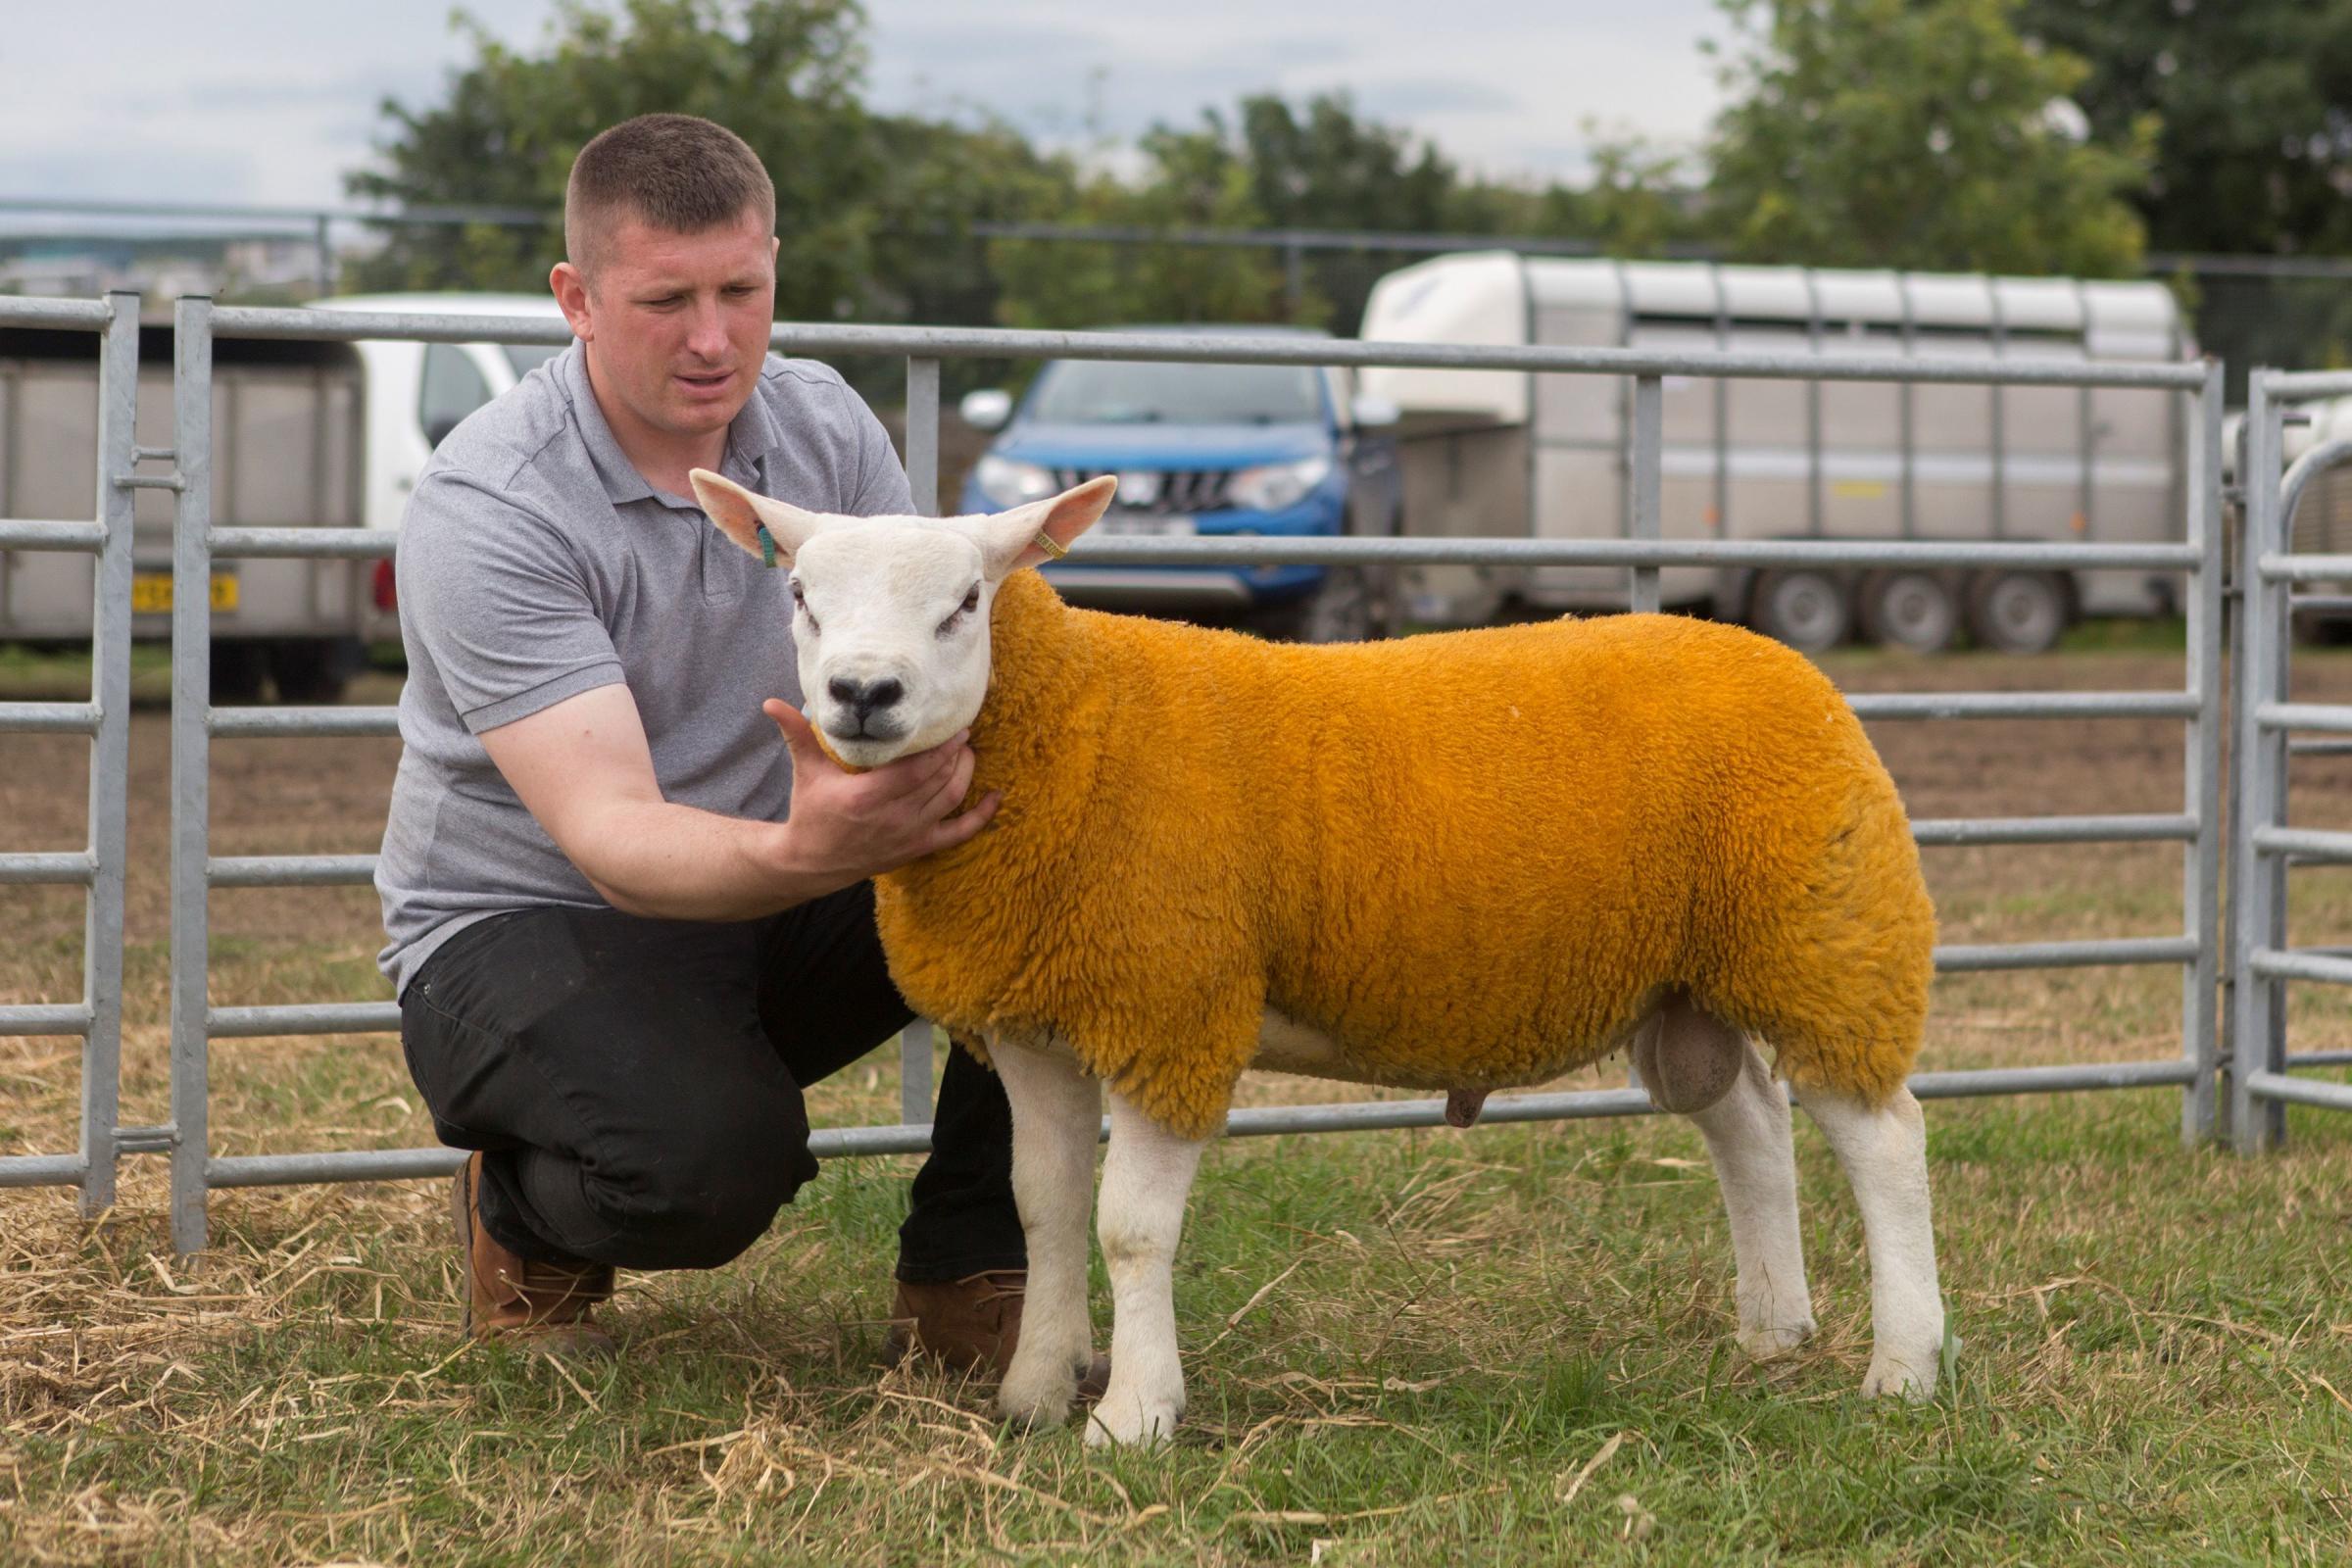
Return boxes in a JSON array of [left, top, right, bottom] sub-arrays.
[[1702, 0, 2153, 275], [344, 0, 1063, 326], [2018, 0, 2352, 258]]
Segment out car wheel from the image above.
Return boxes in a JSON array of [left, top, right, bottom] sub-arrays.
[[1859, 570, 1961, 654], [1966, 571, 2070, 655], [1749, 568, 1854, 653]]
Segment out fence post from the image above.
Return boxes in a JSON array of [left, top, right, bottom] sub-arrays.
[[901, 355, 941, 1126], [1630, 373, 1662, 614], [170, 296, 216, 1250], [2228, 371, 2288, 1153], [76, 292, 139, 1215], [2180, 361, 2226, 1146]]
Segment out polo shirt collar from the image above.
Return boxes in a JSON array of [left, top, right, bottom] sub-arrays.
[[559, 341, 775, 510]]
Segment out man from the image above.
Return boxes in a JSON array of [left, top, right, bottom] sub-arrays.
[[375, 113, 1048, 1376]]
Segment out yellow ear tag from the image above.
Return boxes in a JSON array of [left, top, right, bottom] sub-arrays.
[[1033, 531, 1068, 560]]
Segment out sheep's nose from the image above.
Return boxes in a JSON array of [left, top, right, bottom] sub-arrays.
[[829, 675, 904, 718]]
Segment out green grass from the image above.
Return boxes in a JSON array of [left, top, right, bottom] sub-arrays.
[[6, 1090, 2349, 1566]]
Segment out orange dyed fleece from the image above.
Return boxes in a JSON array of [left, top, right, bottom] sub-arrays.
[[873, 571, 1936, 1141]]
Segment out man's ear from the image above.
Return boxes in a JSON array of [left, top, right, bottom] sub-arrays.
[[974, 475, 1119, 577], [689, 469, 830, 565]]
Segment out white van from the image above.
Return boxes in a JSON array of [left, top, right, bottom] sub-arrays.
[[1356, 253, 2193, 651]]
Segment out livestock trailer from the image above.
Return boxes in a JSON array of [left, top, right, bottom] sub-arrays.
[[1356, 253, 2192, 650]]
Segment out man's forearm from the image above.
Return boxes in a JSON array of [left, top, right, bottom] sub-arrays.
[[569, 799, 842, 921]]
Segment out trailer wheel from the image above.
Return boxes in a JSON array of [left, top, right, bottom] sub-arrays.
[[1859, 569, 1961, 654], [1254, 566, 1390, 644], [267, 636, 364, 704], [1748, 568, 1854, 652], [209, 641, 269, 705], [1966, 570, 2070, 655]]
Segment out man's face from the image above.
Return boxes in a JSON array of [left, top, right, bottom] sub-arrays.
[[553, 206, 778, 448]]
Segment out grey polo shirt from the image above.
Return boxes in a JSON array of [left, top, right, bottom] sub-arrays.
[[374, 340, 912, 995]]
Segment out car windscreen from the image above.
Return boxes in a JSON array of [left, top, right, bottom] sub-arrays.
[[1025, 359, 1326, 425]]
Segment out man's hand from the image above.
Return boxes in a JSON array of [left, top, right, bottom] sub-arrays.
[[764, 699, 1000, 895], [478, 682, 995, 921]]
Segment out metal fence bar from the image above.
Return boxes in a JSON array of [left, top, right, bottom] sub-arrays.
[[900, 355, 942, 1127], [0, 703, 101, 736], [0, 520, 107, 551], [208, 1003, 400, 1038], [2246, 948, 2352, 986], [1933, 937, 2197, 972], [2286, 1050, 2352, 1068], [1629, 373, 1662, 613], [0, 854, 98, 886], [210, 708, 399, 739], [2241, 1071, 2352, 1112], [2256, 702, 2352, 735], [211, 526, 397, 561], [0, 1004, 93, 1035], [209, 305, 2212, 390], [78, 291, 138, 1216], [1909, 814, 2194, 847], [2180, 360, 2226, 1145], [168, 296, 216, 1251], [208, 855, 378, 887], [1847, 692, 2196, 721], [2251, 826, 2352, 863]]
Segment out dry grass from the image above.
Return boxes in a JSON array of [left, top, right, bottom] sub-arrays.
[[4, 632, 2352, 1563]]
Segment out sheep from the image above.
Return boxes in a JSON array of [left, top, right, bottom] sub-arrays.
[[688, 467, 1947, 1447]]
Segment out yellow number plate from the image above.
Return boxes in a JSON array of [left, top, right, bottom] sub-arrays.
[[131, 573, 239, 612]]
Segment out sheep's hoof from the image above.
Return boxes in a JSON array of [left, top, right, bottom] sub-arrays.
[[996, 1363, 1078, 1429], [1083, 1392, 1182, 1447], [1860, 1348, 1943, 1401], [1736, 1318, 1816, 1361]]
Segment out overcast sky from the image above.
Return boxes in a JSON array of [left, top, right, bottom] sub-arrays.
[[0, 0, 1733, 220]]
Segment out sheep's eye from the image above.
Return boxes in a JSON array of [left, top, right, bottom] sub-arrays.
[[789, 579, 818, 633], [938, 583, 982, 637]]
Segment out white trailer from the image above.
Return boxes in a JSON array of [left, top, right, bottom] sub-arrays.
[[0, 293, 566, 700], [1355, 253, 2192, 651]]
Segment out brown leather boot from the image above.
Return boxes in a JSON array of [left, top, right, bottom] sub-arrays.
[[451, 1152, 617, 1359], [884, 1270, 1109, 1398]]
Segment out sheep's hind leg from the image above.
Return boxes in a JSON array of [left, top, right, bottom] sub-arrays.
[[1086, 1089, 1207, 1447], [990, 1041, 1102, 1429], [1797, 1085, 1945, 1399], [1641, 1002, 1817, 1361]]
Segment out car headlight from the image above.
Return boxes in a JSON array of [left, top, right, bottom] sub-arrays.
[[1226, 455, 1333, 514], [974, 455, 1057, 507]]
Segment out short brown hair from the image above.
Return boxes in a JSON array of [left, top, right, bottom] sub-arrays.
[[564, 114, 776, 278]]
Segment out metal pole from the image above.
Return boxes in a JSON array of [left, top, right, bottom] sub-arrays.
[[170, 296, 216, 1250], [2229, 372, 2287, 1152], [76, 291, 138, 1215], [901, 354, 941, 1126], [2180, 361, 2225, 1145], [1630, 374, 1662, 612]]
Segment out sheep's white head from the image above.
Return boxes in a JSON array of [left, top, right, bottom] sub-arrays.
[[689, 468, 1116, 768]]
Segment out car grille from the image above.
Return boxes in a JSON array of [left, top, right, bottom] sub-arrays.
[[1051, 467, 1232, 515]]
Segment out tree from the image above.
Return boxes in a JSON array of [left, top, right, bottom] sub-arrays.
[[1702, 0, 2152, 275], [2017, 0, 2352, 258], [344, 0, 1063, 328]]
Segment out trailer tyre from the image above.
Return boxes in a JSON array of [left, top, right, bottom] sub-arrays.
[[1748, 568, 1854, 653], [1966, 570, 2071, 655], [1859, 569, 1962, 654], [209, 641, 269, 706], [267, 636, 364, 704]]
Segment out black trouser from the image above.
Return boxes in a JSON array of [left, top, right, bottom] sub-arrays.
[[396, 885, 1026, 1281]]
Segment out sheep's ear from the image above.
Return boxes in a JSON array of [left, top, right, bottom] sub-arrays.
[[975, 475, 1118, 577], [689, 468, 830, 566]]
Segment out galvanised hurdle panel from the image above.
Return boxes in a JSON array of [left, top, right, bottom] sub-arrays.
[[158, 303, 2222, 1252], [0, 292, 139, 1216], [2226, 366, 2352, 1152]]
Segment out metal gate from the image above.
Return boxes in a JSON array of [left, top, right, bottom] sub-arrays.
[[0, 293, 137, 1216], [2226, 367, 2352, 1150], [4, 298, 2231, 1250]]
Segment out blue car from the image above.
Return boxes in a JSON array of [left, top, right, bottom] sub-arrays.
[[956, 328, 1403, 641]]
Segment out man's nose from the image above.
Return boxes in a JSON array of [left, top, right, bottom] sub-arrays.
[[684, 299, 730, 358], [829, 675, 904, 719]]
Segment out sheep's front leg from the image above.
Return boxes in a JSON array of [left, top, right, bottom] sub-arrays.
[[1086, 1089, 1207, 1447], [1797, 1085, 1946, 1399], [989, 1040, 1102, 1429]]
